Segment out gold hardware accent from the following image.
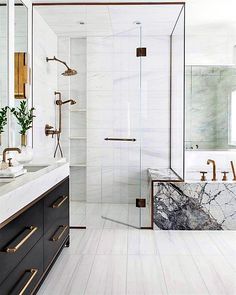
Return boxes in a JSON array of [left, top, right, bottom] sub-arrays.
[[230, 161, 236, 181], [200, 171, 207, 181], [52, 195, 68, 208], [221, 171, 229, 181], [51, 225, 68, 242], [136, 47, 147, 57], [18, 268, 38, 295], [5, 226, 38, 253], [207, 159, 217, 181], [104, 137, 136, 142], [21, 134, 27, 147], [46, 56, 77, 76], [7, 158, 13, 167], [136, 198, 146, 208], [15, 52, 28, 99], [2, 147, 21, 164]]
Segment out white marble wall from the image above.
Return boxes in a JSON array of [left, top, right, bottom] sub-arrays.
[[86, 35, 170, 207], [33, 10, 57, 160], [58, 37, 87, 203]]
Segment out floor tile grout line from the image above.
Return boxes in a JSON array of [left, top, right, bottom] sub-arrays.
[[207, 231, 236, 273], [82, 226, 106, 294], [181, 232, 211, 295], [61, 230, 87, 294], [154, 231, 170, 295]]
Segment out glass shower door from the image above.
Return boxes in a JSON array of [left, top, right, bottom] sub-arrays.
[[101, 27, 142, 228]]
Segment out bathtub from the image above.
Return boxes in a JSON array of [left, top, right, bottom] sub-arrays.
[[149, 168, 236, 230]]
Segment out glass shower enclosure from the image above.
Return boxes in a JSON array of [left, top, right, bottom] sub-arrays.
[[101, 27, 142, 228]]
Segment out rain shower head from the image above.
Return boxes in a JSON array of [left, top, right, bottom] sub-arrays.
[[46, 56, 77, 76], [62, 68, 77, 76]]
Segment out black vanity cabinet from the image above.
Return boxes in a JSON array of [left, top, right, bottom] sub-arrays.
[[0, 177, 69, 295]]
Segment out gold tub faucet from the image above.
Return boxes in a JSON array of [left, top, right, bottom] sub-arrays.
[[207, 159, 217, 181]]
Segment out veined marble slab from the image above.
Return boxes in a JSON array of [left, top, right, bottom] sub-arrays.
[[153, 181, 236, 230], [0, 162, 69, 227]]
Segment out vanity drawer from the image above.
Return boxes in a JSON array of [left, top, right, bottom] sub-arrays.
[[43, 218, 69, 270], [0, 237, 43, 295], [0, 200, 43, 285], [44, 178, 69, 234]]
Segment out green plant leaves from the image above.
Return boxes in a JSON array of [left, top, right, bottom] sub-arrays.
[[10, 101, 35, 135], [0, 106, 8, 134]]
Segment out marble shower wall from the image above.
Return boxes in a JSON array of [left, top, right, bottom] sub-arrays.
[[58, 37, 87, 202], [33, 10, 57, 160], [186, 66, 236, 150], [86, 35, 170, 205], [154, 181, 236, 230]]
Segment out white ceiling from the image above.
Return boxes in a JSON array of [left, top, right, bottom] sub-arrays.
[[34, 4, 183, 37], [33, 0, 236, 36]]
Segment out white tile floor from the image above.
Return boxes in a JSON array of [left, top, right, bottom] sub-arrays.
[[38, 229, 236, 295], [70, 201, 151, 229]]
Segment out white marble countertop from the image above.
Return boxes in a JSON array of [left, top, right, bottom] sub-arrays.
[[0, 161, 69, 227]]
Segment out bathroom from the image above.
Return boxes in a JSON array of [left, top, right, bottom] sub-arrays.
[[0, 0, 235, 294]]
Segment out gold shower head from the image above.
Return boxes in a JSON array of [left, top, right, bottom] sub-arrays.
[[62, 68, 77, 76], [46, 56, 78, 76]]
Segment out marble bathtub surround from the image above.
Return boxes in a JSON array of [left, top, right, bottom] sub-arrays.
[[149, 168, 236, 230]]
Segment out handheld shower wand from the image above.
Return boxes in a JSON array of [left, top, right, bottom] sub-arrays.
[[45, 91, 77, 158]]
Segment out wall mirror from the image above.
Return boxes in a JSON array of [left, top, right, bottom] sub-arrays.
[[186, 65, 236, 151], [14, 0, 28, 99], [0, 1, 8, 150]]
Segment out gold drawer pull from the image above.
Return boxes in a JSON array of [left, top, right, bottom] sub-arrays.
[[5, 226, 38, 253], [18, 268, 38, 295], [52, 195, 68, 208], [51, 225, 68, 242]]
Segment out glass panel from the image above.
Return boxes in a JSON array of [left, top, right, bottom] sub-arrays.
[[0, 1, 8, 151], [170, 7, 185, 179], [101, 27, 141, 228]]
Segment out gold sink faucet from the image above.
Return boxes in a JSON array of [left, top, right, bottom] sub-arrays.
[[2, 148, 21, 164], [207, 159, 217, 181]]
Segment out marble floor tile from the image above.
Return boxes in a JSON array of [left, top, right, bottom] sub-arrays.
[[84, 255, 127, 295], [38, 229, 236, 295]]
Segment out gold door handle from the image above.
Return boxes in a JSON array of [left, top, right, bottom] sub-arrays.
[[5, 226, 38, 253], [52, 195, 68, 208], [51, 225, 68, 242], [104, 137, 136, 142], [18, 268, 38, 295]]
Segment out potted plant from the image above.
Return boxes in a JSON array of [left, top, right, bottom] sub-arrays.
[[11, 101, 35, 146], [11, 101, 35, 163], [0, 106, 8, 147]]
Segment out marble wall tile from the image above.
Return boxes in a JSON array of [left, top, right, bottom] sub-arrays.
[[33, 11, 58, 160]]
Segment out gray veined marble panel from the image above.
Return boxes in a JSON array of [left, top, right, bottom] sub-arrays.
[[154, 182, 236, 230]]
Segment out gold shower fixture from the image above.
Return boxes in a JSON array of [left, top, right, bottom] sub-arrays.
[[45, 91, 77, 158], [46, 56, 77, 76]]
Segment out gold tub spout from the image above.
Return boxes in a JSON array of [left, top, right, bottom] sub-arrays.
[[207, 159, 217, 181], [230, 161, 236, 181]]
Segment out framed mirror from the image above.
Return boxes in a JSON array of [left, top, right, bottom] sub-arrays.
[[186, 65, 236, 151], [14, 0, 28, 99], [0, 1, 8, 151]]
